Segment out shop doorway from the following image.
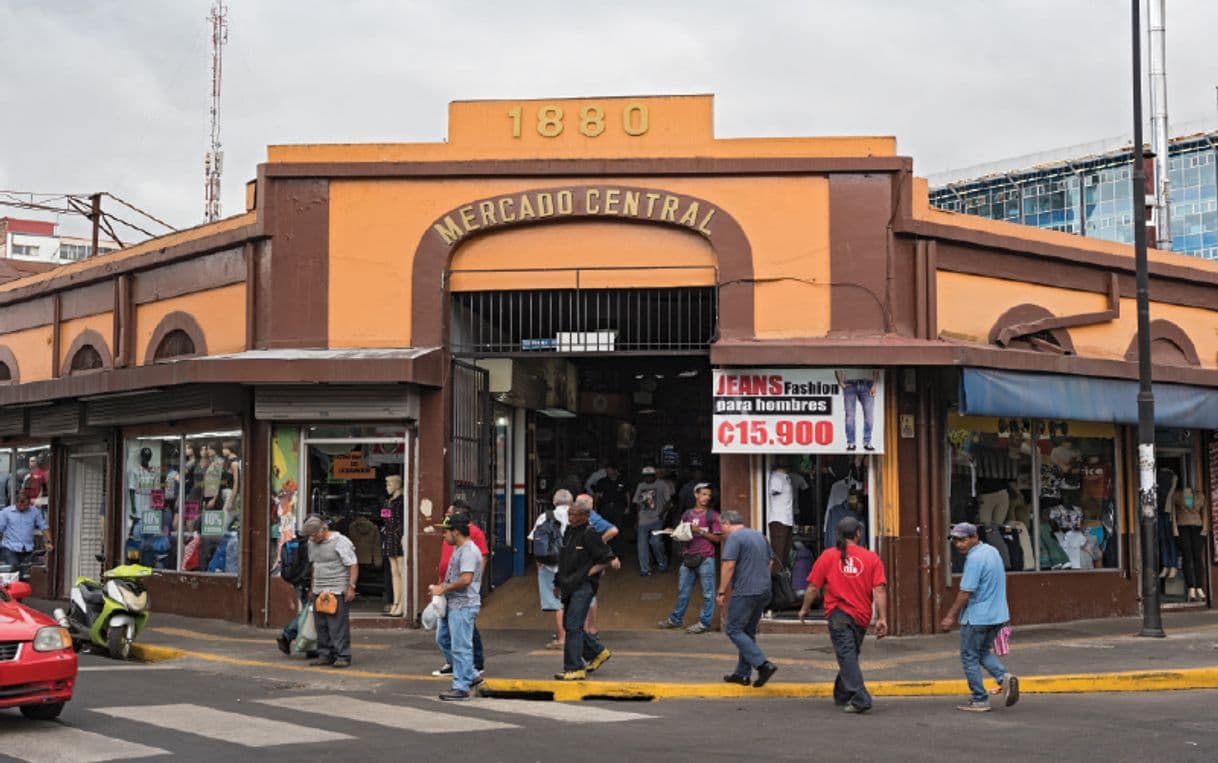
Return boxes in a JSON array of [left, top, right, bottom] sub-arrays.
[[1156, 444, 1198, 605], [66, 447, 107, 585]]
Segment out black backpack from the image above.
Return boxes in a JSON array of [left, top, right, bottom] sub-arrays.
[[280, 536, 310, 586], [532, 510, 564, 565]]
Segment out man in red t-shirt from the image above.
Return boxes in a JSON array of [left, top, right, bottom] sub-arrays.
[[799, 515, 887, 714], [434, 499, 488, 675]]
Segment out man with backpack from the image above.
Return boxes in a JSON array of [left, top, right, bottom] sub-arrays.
[[529, 489, 571, 650], [275, 524, 316, 657], [659, 484, 721, 634]]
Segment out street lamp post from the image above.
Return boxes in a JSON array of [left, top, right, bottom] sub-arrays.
[[1131, 0, 1164, 638]]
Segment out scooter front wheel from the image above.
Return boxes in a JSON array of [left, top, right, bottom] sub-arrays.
[[106, 624, 131, 660]]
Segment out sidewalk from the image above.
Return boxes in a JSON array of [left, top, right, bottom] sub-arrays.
[[35, 598, 1218, 701]]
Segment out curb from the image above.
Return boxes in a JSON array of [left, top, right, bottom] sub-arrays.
[[131, 643, 188, 663]]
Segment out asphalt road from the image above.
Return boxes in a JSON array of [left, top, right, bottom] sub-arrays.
[[2, 654, 1217, 763]]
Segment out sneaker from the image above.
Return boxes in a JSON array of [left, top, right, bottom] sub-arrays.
[[554, 669, 587, 681], [753, 661, 778, 688], [276, 635, 291, 655], [957, 700, 992, 713], [331, 658, 351, 669], [470, 675, 485, 689], [658, 619, 682, 629], [308, 657, 335, 667], [1002, 675, 1020, 707], [475, 664, 485, 672], [686, 623, 710, 634], [723, 673, 751, 686], [432, 663, 453, 676], [586, 649, 612, 673], [439, 689, 470, 701], [843, 703, 871, 714], [305, 650, 319, 659]]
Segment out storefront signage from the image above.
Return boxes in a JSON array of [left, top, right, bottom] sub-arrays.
[[333, 452, 377, 480], [431, 186, 719, 247], [201, 510, 225, 537], [506, 101, 650, 139], [141, 510, 162, 535], [711, 368, 886, 454]]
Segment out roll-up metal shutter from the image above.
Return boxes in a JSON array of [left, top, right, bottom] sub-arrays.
[[29, 403, 83, 437], [0, 407, 26, 437], [255, 386, 420, 421], [85, 387, 245, 426]]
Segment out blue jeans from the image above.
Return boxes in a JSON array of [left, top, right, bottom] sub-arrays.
[[842, 380, 875, 447], [725, 592, 770, 676], [637, 519, 668, 573], [1157, 512, 1179, 570], [562, 581, 606, 672], [437, 606, 481, 692], [668, 556, 715, 628], [960, 623, 1009, 702], [0, 547, 32, 572], [827, 610, 871, 710], [281, 585, 310, 642]]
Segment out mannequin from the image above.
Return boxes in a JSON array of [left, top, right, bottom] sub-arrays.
[[381, 475, 406, 617], [1156, 469, 1179, 579], [1173, 487, 1208, 602]]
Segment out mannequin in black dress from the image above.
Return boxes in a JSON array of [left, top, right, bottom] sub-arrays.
[[382, 475, 406, 617]]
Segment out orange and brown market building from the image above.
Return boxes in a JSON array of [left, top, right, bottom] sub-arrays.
[[1, 94, 1216, 634]]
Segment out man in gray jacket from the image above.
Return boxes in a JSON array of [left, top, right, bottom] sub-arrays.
[[303, 514, 358, 668]]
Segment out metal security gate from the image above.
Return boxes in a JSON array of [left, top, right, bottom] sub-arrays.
[[68, 451, 107, 584], [450, 360, 495, 589]]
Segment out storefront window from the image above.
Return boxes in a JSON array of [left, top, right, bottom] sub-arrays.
[[0, 445, 52, 522], [945, 414, 1119, 575], [124, 430, 242, 575]]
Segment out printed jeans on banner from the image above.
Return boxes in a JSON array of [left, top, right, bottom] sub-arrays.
[[669, 556, 716, 628], [842, 380, 875, 447], [827, 610, 872, 711], [960, 623, 1009, 703], [436, 605, 481, 692], [725, 592, 771, 677], [637, 519, 668, 573]]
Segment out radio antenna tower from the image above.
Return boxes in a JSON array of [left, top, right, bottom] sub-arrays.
[[204, 2, 229, 223]]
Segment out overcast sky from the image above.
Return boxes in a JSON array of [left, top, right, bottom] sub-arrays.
[[2, 1, 1216, 240]]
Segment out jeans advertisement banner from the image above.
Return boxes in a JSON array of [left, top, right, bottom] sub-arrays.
[[712, 368, 885, 454]]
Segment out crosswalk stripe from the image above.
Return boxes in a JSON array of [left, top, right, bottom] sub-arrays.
[[254, 695, 518, 733], [445, 697, 658, 723], [91, 704, 353, 747], [0, 724, 167, 763]]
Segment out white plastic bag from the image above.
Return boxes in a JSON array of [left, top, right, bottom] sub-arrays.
[[671, 521, 694, 543], [421, 594, 447, 631]]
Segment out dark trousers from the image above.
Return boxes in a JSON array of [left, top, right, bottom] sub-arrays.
[[1177, 525, 1206, 589], [827, 610, 871, 710], [314, 594, 351, 661], [768, 522, 793, 569], [725, 592, 771, 676], [473, 626, 485, 670], [561, 581, 606, 672], [0, 547, 32, 572]]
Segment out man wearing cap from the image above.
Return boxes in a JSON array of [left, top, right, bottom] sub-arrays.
[[631, 466, 672, 576], [302, 514, 358, 668], [717, 510, 779, 688], [553, 496, 616, 680], [799, 515, 887, 713], [941, 522, 1019, 712], [433, 499, 488, 677], [429, 515, 484, 700]]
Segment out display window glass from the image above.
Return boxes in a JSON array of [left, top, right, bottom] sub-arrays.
[[123, 430, 242, 575], [945, 414, 1119, 575], [0, 445, 52, 530]]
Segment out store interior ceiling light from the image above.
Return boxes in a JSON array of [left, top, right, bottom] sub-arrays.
[[677, 369, 699, 378], [538, 408, 577, 418], [636, 408, 657, 415]]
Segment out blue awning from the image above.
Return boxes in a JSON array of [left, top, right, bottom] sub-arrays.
[[960, 368, 1218, 430]]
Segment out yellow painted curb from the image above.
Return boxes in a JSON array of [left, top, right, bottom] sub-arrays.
[[131, 643, 188, 663]]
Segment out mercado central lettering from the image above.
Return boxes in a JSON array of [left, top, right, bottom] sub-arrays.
[[431, 186, 719, 246]]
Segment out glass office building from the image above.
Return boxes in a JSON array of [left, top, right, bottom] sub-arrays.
[[930, 130, 1218, 260]]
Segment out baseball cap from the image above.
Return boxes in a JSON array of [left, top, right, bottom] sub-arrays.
[[836, 515, 862, 538], [301, 514, 326, 536], [641, 466, 657, 475], [437, 515, 471, 535], [949, 522, 979, 539]]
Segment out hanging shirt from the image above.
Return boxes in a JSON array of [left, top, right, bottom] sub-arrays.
[[767, 469, 807, 527]]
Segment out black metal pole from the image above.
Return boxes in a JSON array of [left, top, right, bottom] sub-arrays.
[[1132, 0, 1164, 638]]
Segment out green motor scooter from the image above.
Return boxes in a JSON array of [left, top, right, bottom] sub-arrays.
[[54, 558, 153, 659]]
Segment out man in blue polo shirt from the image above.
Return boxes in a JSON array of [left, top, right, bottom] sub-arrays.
[[0, 490, 52, 572], [940, 522, 1019, 713]]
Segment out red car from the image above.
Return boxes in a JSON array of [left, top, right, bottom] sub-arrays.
[[0, 580, 77, 720]]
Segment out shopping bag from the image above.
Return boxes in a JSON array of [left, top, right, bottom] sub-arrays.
[[293, 602, 318, 653], [421, 595, 447, 631], [993, 624, 1012, 656]]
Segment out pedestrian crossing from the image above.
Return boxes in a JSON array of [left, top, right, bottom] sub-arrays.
[[0, 693, 658, 763]]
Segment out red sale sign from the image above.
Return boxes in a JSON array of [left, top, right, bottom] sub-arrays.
[[711, 368, 885, 454]]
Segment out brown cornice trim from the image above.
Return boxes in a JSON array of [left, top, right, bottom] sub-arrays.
[[989, 304, 1078, 354], [899, 218, 1218, 288], [243, 242, 256, 351], [262, 155, 913, 179], [50, 295, 61, 380], [143, 311, 209, 365], [0, 353, 445, 406], [131, 248, 247, 305], [1124, 319, 1201, 366], [0, 223, 265, 307], [60, 282, 112, 321], [0, 297, 53, 334], [709, 337, 1218, 386], [60, 328, 113, 376], [0, 345, 18, 384], [994, 274, 1119, 348]]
